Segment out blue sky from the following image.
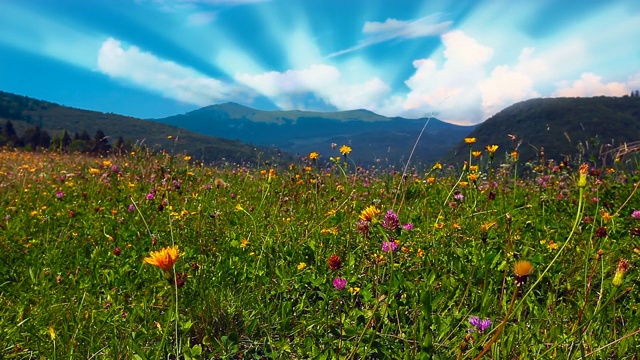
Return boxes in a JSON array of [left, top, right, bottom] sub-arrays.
[[1, 0, 639, 125]]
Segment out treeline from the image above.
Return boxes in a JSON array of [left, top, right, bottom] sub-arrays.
[[0, 119, 129, 155]]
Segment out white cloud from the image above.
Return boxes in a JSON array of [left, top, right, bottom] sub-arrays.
[[97, 37, 233, 105], [235, 64, 390, 111], [186, 11, 216, 26], [553, 72, 629, 97], [327, 15, 451, 58]]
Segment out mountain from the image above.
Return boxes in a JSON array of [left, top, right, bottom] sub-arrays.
[[448, 96, 640, 168], [155, 102, 476, 166], [0, 91, 290, 164]]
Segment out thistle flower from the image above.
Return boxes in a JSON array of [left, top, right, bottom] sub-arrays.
[[143, 246, 180, 273], [612, 258, 630, 286], [328, 254, 342, 271], [513, 260, 534, 286], [469, 316, 492, 333]]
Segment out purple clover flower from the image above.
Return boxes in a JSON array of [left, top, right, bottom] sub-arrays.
[[146, 193, 155, 200], [402, 223, 414, 231], [632, 210, 640, 219], [469, 316, 492, 333], [56, 191, 64, 199], [382, 240, 398, 253], [382, 209, 400, 230], [333, 277, 347, 290], [128, 204, 136, 212], [454, 192, 464, 201]]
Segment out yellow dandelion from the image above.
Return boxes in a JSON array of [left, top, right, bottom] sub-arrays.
[[340, 145, 352, 156], [359, 205, 381, 222], [143, 246, 180, 272], [464, 137, 476, 145], [485, 145, 499, 155], [308, 152, 319, 160]]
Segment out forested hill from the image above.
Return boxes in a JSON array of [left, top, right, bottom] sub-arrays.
[[448, 96, 640, 167], [0, 90, 290, 164]]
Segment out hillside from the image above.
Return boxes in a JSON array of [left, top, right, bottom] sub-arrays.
[[0, 91, 290, 164], [156, 103, 475, 166], [448, 96, 640, 168]]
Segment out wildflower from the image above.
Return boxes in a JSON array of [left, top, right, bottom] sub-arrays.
[[214, 178, 227, 189], [146, 193, 155, 200], [485, 145, 499, 156], [632, 210, 640, 219], [601, 211, 612, 223], [113, 247, 121, 256], [469, 316, 492, 333], [183, 156, 191, 161], [382, 240, 398, 252], [297, 262, 307, 270], [320, 227, 339, 235], [402, 223, 414, 231], [382, 209, 400, 230], [612, 258, 630, 286], [511, 151, 518, 161], [359, 205, 380, 222], [240, 238, 249, 249], [143, 246, 180, 273], [348, 287, 361, 295], [328, 254, 342, 271], [464, 137, 476, 145], [480, 222, 496, 233], [128, 204, 135, 212], [339, 145, 352, 156], [513, 260, 534, 286], [308, 152, 319, 160], [595, 227, 607, 238], [357, 219, 370, 236], [546, 241, 559, 250], [56, 191, 64, 199], [472, 151, 482, 158], [432, 162, 442, 170], [333, 277, 347, 290], [578, 163, 589, 188]]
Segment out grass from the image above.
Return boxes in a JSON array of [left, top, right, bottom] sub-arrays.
[[0, 143, 639, 359]]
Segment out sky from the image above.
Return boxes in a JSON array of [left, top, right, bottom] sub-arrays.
[[0, 0, 639, 125]]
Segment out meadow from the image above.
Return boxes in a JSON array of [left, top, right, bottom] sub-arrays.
[[0, 141, 639, 359]]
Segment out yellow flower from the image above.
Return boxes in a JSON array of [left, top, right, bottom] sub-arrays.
[[480, 222, 496, 233], [348, 287, 361, 295], [143, 246, 180, 272], [464, 137, 476, 145], [485, 145, 499, 155], [547, 241, 559, 250], [183, 156, 192, 161], [320, 227, 339, 235], [297, 262, 307, 270], [89, 168, 100, 175], [340, 145, 352, 156], [472, 151, 482, 158], [240, 238, 249, 249], [432, 162, 442, 170], [308, 152, 319, 160], [513, 260, 534, 286], [359, 205, 380, 222]]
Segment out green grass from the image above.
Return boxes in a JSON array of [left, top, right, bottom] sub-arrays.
[[1, 145, 639, 359]]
